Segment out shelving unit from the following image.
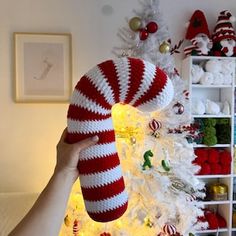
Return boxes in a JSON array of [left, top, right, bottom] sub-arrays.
[[182, 55, 236, 236]]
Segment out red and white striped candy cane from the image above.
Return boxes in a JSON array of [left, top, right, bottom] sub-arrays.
[[73, 219, 79, 236], [66, 57, 174, 222]]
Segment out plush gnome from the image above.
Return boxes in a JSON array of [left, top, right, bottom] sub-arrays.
[[211, 10, 236, 57], [184, 10, 213, 56]]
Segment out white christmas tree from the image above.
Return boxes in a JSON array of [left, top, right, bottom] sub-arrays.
[[60, 1, 207, 235]]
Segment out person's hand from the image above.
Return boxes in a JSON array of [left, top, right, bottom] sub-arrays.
[[54, 128, 99, 182]]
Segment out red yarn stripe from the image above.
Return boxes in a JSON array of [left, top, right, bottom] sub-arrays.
[[215, 22, 233, 30], [98, 60, 120, 103], [125, 58, 145, 104], [65, 130, 115, 144], [78, 153, 120, 174], [88, 202, 128, 222], [218, 16, 230, 21], [67, 105, 111, 121], [81, 177, 125, 201], [133, 67, 167, 107], [76, 76, 112, 110]]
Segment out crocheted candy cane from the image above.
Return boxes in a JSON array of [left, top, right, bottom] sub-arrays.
[[66, 57, 174, 222]]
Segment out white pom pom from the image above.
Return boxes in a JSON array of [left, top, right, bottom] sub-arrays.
[[230, 16, 236, 22]]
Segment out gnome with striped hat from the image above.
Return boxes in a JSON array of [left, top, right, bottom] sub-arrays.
[[184, 10, 212, 57], [211, 10, 236, 57]]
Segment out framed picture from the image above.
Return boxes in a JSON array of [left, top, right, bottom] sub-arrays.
[[14, 33, 72, 103]]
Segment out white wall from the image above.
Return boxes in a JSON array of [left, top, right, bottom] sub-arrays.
[[0, 0, 235, 192]]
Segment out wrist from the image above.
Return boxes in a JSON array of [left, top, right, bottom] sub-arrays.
[[53, 167, 78, 185]]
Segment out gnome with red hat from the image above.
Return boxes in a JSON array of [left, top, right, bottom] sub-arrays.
[[184, 10, 213, 57], [211, 10, 236, 57]]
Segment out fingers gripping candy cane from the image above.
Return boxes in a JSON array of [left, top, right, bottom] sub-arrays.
[[66, 57, 174, 222]]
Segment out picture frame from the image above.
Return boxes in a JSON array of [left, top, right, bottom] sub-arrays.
[[14, 32, 72, 103]]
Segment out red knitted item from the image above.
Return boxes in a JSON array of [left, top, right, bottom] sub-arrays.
[[216, 213, 227, 228], [221, 164, 231, 174], [199, 162, 211, 175], [194, 148, 208, 163], [66, 57, 174, 222], [219, 150, 232, 165], [211, 163, 222, 175], [204, 210, 218, 229], [208, 148, 219, 164]]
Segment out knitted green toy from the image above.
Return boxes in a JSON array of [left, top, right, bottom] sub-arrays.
[[202, 118, 217, 146], [215, 118, 231, 144]]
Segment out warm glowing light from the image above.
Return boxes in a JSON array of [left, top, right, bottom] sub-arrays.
[[116, 219, 123, 228], [112, 103, 146, 143]]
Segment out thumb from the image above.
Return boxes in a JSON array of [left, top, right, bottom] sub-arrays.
[[76, 135, 99, 151]]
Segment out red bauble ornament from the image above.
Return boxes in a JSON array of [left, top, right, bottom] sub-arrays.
[[139, 28, 149, 40], [163, 224, 177, 235], [100, 233, 111, 236], [146, 21, 158, 33], [149, 119, 162, 131]]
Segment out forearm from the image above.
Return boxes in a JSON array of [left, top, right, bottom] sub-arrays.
[[9, 171, 74, 236]]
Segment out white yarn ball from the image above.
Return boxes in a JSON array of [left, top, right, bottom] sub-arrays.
[[221, 60, 235, 74], [192, 100, 205, 115], [200, 72, 214, 85], [191, 64, 204, 84], [205, 99, 220, 115], [223, 73, 233, 85], [222, 101, 230, 115], [205, 60, 221, 73], [212, 72, 224, 85]]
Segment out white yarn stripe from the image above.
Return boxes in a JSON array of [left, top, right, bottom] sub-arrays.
[[215, 27, 234, 33], [71, 90, 111, 115], [113, 57, 130, 102], [79, 142, 117, 161], [137, 77, 174, 112], [217, 20, 232, 25], [68, 117, 113, 134], [86, 65, 115, 106], [85, 190, 128, 213], [80, 165, 122, 188], [129, 61, 156, 105]]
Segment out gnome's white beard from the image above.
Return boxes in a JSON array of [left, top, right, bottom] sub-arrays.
[[191, 34, 213, 55], [220, 39, 236, 56]]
